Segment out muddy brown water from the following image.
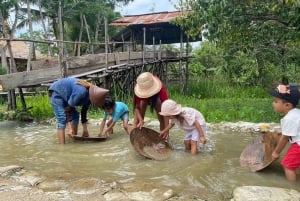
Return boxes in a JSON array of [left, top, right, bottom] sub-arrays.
[[0, 120, 299, 200]]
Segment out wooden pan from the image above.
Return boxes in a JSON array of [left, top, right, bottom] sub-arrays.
[[130, 127, 172, 160], [240, 132, 281, 172], [73, 135, 107, 142]]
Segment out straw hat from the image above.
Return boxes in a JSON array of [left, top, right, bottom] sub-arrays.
[[134, 72, 162, 98], [89, 85, 109, 107], [159, 99, 182, 116]]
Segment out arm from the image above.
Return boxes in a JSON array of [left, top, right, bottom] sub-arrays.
[[81, 105, 89, 137], [99, 118, 106, 137], [272, 135, 289, 161], [65, 105, 75, 137], [104, 121, 116, 135], [194, 120, 207, 145], [133, 106, 144, 129], [160, 122, 175, 139]]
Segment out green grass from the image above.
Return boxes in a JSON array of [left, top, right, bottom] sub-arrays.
[[0, 78, 284, 123]]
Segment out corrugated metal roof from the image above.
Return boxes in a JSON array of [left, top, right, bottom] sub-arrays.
[[110, 10, 190, 26]]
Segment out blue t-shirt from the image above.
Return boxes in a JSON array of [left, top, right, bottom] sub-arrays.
[[103, 102, 129, 122], [49, 77, 90, 107]]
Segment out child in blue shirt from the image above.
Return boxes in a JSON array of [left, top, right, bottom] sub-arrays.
[[99, 96, 131, 136]]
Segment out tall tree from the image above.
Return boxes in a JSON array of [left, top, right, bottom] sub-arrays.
[[175, 0, 300, 85]]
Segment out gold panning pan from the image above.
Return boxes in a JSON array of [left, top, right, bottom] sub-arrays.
[[130, 127, 172, 160], [240, 132, 281, 172]]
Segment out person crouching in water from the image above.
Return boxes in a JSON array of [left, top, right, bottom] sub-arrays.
[[49, 77, 109, 144], [159, 99, 207, 155], [98, 96, 131, 137]]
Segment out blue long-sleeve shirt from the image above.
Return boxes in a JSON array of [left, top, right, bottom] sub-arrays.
[[49, 77, 90, 107]]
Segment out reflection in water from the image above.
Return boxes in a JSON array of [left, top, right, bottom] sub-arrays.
[[0, 120, 300, 199]]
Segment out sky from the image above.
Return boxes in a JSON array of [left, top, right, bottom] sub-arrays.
[[116, 0, 179, 15]]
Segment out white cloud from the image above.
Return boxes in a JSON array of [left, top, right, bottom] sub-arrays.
[[116, 0, 178, 15]]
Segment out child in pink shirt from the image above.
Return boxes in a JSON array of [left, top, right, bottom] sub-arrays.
[[159, 99, 207, 155]]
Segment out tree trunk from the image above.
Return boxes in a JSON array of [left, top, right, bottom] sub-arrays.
[[0, 10, 17, 110], [38, 0, 53, 56]]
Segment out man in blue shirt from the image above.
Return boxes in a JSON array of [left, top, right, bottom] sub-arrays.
[[49, 77, 108, 144]]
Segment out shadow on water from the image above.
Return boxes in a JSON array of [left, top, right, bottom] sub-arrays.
[[0, 120, 299, 200]]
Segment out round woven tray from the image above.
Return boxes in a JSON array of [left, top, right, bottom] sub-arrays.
[[240, 132, 281, 172], [130, 127, 172, 160]]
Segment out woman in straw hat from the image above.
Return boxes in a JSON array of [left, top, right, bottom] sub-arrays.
[[159, 99, 207, 155], [49, 77, 108, 144], [133, 72, 169, 136]]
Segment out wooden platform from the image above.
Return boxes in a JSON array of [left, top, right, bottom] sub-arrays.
[[0, 51, 181, 91]]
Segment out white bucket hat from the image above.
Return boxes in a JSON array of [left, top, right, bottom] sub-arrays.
[[134, 72, 162, 98], [159, 100, 182, 116]]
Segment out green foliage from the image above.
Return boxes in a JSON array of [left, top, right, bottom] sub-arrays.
[[0, 66, 7, 75], [0, 76, 281, 123], [175, 0, 300, 86]]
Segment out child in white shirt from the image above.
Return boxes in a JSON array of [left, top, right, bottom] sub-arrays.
[[159, 99, 207, 155]]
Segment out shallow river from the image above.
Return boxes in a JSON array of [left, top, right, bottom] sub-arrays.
[[0, 120, 299, 200]]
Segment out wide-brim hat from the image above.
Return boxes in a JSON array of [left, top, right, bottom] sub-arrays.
[[268, 85, 300, 106], [134, 72, 162, 98], [159, 99, 182, 116], [89, 85, 109, 107]]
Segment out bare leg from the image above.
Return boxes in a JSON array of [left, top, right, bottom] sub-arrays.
[[123, 120, 131, 135], [57, 129, 66, 144], [284, 167, 297, 181], [190, 140, 198, 155], [184, 140, 191, 151]]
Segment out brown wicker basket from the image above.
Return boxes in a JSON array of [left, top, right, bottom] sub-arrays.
[[130, 127, 172, 160], [240, 132, 281, 172]]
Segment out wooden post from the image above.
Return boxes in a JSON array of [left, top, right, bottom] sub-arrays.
[[179, 29, 183, 93], [58, 1, 65, 78], [142, 27, 146, 70], [0, 11, 17, 110]]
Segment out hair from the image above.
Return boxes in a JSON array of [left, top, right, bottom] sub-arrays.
[[102, 95, 115, 110], [149, 94, 158, 113], [175, 112, 185, 126]]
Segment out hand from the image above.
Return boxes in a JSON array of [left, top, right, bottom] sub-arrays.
[[136, 120, 144, 129], [67, 122, 75, 138], [200, 136, 207, 145], [160, 131, 169, 140], [272, 151, 280, 161]]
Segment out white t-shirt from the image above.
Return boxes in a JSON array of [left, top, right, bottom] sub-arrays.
[[281, 108, 300, 145], [170, 107, 206, 133]]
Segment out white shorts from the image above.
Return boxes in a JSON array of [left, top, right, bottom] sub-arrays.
[[184, 125, 206, 142]]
